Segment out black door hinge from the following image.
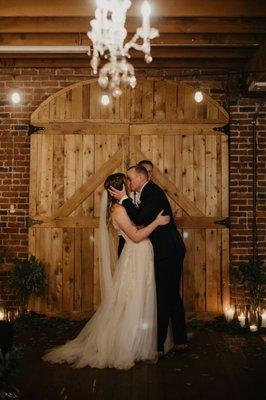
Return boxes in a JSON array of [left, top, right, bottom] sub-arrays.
[[213, 123, 230, 135], [214, 217, 230, 228], [28, 124, 45, 136]]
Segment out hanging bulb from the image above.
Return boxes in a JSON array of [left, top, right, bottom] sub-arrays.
[[145, 54, 152, 63], [112, 87, 122, 98], [101, 93, 110, 106], [98, 75, 108, 88], [11, 91, 21, 104], [194, 90, 203, 103], [129, 76, 136, 88]]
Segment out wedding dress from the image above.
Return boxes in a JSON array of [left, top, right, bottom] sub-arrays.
[[42, 192, 158, 370]]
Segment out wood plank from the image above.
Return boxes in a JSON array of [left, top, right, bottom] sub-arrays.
[[206, 229, 219, 312], [71, 85, 83, 119], [1, 17, 266, 34], [2, 57, 247, 70], [0, 32, 263, 46], [130, 122, 227, 135], [81, 228, 94, 314], [194, 229, 206, 311], [93, 134, 107, 310], [174, 135, 183, 218], [194, 135, 206, 214], [38, 228, 52, 313], [62, 228, 74, 313], [29, 215, 228, 229], [31, 121, 130, 134], [51, 149, 123, 218], [154, 80, 166, 121], [1, 1, 265, 18], [74, 229, 82, 311], [52, 135, 64, 214], [50, 228, 63, 313], [64, 135, 76, 210], [141, 79, 154, 120], [39, 135, 53, 216]]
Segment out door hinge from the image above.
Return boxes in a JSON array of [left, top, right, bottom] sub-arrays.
[[28, 124, 45, 136], [213, 123, 230, 135], [214, 217, 230, 228], [26, 217, 43, 227]]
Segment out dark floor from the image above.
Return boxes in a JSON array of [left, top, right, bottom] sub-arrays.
[[2, 315, 266, 400]]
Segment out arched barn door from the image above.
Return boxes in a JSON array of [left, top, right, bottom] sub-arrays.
[[28, 78, 229, 318]]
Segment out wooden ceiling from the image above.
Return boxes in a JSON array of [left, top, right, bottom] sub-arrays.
[[0, 0, 265, 83]]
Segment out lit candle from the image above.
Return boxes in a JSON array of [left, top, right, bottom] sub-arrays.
[[261, 310, 266, 328], [249, 324, 258, 332], [0, 307, 5, 320], [224, 306, 235, 322], [238, 312, 245, 328], [141, 1, 151, 35]]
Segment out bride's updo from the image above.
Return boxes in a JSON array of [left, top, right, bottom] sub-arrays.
[[104, 173, 126, 224]]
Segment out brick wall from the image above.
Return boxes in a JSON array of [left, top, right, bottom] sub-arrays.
[[229, 99, 266, 306], [0, 67, 265, 312]]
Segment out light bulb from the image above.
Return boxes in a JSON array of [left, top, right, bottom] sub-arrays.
[[101, 94, 110, 106], [11, 91, 21, 104], [194, 90, 203, 103], [141, 1, 151, 17], [129, 76, 136, 88], [112, 88, 122, 98], [98, 75, 108, 88]]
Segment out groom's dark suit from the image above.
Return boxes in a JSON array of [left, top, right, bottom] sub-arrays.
[[119, 180, 187, 351]]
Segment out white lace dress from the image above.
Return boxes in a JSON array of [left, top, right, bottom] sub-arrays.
[[42, 229, 157, 370]]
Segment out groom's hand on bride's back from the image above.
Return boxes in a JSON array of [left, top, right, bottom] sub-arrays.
[[109, 184, 127, 201]]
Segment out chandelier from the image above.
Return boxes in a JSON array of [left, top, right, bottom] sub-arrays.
[[87, 0, 159, 98]]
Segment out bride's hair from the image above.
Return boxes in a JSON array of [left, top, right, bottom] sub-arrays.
[[104, 173, 126, 225]]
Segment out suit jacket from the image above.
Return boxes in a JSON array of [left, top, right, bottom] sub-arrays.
[[122, 180, 186, 262]]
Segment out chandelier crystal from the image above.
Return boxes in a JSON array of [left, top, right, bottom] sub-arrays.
[[87, 0, 159, 98]]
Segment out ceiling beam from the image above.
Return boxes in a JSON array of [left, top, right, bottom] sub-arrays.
[[0, 47, 255, 59], [0, 17, 265, 34], [0, 33, 263, 47], [0, 57, 247, 70], [0, 0, 265, 17], [246, 40, 266, 83]]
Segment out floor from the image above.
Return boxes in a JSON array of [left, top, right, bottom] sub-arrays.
[[2, 315, 266, 400]]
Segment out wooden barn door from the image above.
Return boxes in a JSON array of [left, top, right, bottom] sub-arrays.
[[28, 79, 229, 318]]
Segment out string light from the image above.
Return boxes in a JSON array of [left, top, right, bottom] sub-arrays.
[[194, 90, 203, 103], [10, 91, 21, 104]]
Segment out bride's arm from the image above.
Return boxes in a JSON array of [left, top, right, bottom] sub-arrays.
[[112, 205, 169, 243]]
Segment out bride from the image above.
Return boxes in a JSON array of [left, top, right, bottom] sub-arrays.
[[42, 172, 170, 370]]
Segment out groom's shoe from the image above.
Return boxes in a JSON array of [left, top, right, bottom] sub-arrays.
[[173, 343, 189, 353], [157, 350, 164, 359]]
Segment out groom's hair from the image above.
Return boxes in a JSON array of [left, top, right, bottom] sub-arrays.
[[137, 159, 153, 168], [127, 165, 148, 179]]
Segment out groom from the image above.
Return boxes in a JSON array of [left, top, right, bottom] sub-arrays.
[[109, 165, 188, 355]]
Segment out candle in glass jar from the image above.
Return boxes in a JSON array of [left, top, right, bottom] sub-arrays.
[[224, 306, 235, 322], [238, 312, 245, 327], [261, 310, 266, 328], [0, 306, 5, 320], [249, 324, 258, 332]]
